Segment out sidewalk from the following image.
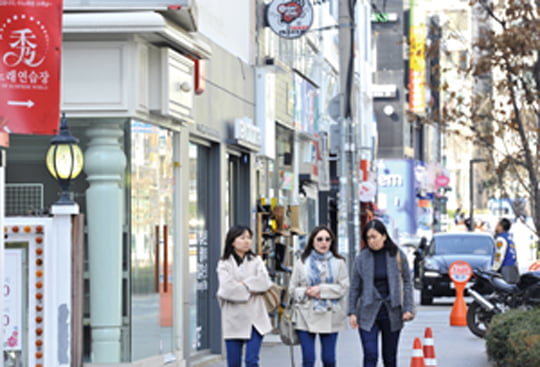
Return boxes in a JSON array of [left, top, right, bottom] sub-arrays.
[[200, 299, 494, 367]]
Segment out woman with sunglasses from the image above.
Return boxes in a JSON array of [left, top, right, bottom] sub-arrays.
[[348, 219, 415, 367], [289, 225, 349, 367], [217, 225, 273, 367]]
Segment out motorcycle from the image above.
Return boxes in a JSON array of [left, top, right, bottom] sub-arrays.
[[466, 268, 540, 338]]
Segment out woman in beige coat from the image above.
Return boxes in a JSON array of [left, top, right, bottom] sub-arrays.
[[217, 225, 273, 367], [289, 225, 349, 367]]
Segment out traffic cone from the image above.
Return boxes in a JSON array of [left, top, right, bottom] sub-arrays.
[[410, 337, 426, 367], [423, 327, 437, 367]]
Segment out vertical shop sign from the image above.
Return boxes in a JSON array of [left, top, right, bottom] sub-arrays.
[[0, 0, 63, 135], [408, 0, 426, 114], [3, 249, 22, 351], [293, 73, 319, 134]]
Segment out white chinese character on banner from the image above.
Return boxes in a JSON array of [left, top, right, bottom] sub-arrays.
[[3, 28, 45, 67]]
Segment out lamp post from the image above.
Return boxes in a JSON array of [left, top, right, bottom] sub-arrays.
[[46, 113, 84, 205], [469, 158, 486, 231]]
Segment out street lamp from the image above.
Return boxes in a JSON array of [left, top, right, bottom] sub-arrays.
[[469, 158, 486, 231], [46, 113, 84, 205]]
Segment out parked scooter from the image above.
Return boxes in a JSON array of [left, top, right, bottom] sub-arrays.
[[466, 268, 540, 338]]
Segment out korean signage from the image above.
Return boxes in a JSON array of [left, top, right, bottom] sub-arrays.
[[408, 24, 426, 114], [0, 0, 63, 135], [233, 117, 262, 151], [448, 261, 473, 284], [293, 72, 318, 134], [266, 0, 313, 39], [3, 249, 23, 351], [408, 1, 426, 114]]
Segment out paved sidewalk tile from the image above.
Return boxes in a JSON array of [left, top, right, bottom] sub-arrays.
[[200, 299, 495, 367]]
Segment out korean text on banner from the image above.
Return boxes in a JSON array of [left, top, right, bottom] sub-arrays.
[[0, 0, 63, 135]]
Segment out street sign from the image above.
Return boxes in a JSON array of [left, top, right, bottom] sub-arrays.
[[0, 0, 63, 135], [448, 260, 472, 326], [448, 260, 473, 283]]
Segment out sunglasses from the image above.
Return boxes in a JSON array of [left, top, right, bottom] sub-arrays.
[[315, 236, 332, 242]]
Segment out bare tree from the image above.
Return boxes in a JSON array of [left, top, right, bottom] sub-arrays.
[[442, 0, 540, 239]]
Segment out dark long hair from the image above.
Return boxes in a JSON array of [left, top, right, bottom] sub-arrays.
[[301, 225, 344, 262], [221, 225, 255, 261], [361, 219, 398, 257]]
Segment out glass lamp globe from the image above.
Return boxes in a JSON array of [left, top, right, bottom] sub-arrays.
[[46, 114, 84, 205]]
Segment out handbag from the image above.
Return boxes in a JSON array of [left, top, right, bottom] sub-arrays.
[[263, 282, 283, 313], [279, 300, 299, 346]]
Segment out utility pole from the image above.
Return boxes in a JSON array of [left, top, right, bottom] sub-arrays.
[[338, 0, 360, 271]]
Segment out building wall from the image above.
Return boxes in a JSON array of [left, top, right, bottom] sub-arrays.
[[372, 0, 408, 159], [198, 0, 254, 64]]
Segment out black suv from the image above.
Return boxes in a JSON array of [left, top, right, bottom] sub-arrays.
[[414, 232, 495, 305]]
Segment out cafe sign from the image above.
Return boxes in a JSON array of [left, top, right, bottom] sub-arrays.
[[266, 0, 314, 39]]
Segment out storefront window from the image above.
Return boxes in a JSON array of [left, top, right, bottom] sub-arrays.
[[130, 122, 175, 360], [188, 143, 210, 352]]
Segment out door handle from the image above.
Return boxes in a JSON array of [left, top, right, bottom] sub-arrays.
[[163, 225, 169, 293], [155, 225, 160, 293]]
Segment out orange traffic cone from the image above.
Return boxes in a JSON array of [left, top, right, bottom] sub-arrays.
[[423, 327, 437, 367], [410, 337, 426, 367]]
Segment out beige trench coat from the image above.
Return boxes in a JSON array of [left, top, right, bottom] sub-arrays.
[[217, 255, 273, 339], [289, 256, 349, 334]]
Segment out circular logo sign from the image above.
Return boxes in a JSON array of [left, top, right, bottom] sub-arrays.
[[435, 174, 450, 188], [266, 0, 314, 39], [448, 261, 473, 283]]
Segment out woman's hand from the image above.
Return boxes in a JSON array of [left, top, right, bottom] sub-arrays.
[[349, 314, 358, 329], [305, 285, 321, 299], [402, 311, 414, 321]]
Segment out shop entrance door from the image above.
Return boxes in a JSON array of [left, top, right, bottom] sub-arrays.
[[130, 122, 175, 360], [187, 142, 211, 353]]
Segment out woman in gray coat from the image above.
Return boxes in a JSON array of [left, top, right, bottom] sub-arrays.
[[217, 225, 273, 367], [348, 219, 415, 367], [290, 225, 349, 367]]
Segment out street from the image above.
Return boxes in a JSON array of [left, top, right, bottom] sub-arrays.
[[198, 294, 494, 367]]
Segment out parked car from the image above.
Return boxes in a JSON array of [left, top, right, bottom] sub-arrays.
[[414, 232, 495, 305]]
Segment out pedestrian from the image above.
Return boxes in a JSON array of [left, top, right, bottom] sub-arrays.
[[289, 225, 349, 367], [349, 219, 415, 367], [216, 225, 273, 367], [492, 218, 519, 283], [413, 236, 428, 283]]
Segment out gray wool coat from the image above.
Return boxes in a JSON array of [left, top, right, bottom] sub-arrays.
[[217, 255, 273, 339], [348, 247, 415, 332]]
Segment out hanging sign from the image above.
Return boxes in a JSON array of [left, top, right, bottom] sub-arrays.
[[359, 181, 376, 202], [0, 0, 63, 135], [266, 0, 314, 39], [435, 174, 450, 188]]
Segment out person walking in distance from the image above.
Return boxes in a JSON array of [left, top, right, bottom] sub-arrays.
[[216, 225, 273, 367], [289, 225, 349, 367], [349, 219, 415, 367], [492, 218, 519, 283]]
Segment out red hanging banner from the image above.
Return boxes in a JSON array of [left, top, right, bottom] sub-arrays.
[[0, 0, 63, 135]]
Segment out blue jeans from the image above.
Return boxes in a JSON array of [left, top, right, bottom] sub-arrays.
[[297, 330, 338, 367], [225, 327, 264, 367], [358, 308, 401, 367]]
